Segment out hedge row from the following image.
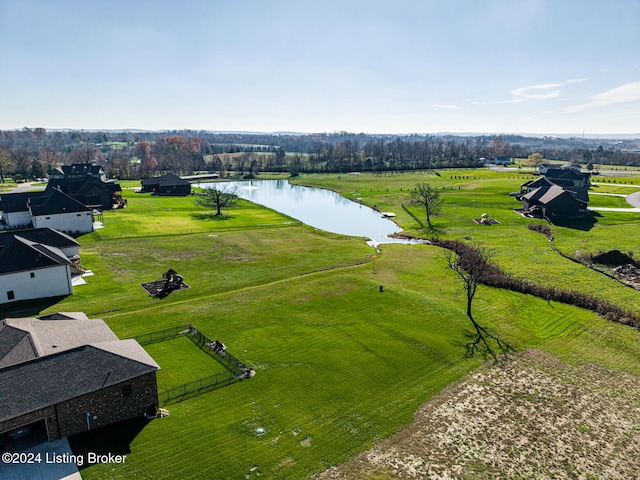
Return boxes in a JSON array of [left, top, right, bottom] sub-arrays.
[[434, 239, 640, 329]]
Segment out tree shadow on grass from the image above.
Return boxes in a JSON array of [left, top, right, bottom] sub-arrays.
[[424, 223, 446, 238], [190, 213, 235, 221], [68, 417, 150, 470]]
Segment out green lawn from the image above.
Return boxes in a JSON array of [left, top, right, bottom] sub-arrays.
[[38, 170, 640, 479], [143, 335, 230, 391]]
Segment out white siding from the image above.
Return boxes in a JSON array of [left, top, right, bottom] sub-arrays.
[[0, 265, 73, 304], [2, 211, 32, 228], [32, 211, 93, 235]]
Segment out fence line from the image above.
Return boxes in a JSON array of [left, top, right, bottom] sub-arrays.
[[134, 325, 191, 346], [157, 371, 241, 405], [132, 324, 253, 406]]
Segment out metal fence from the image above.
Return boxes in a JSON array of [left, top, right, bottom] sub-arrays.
[[134, 325, 191, 346], [133, 324, 253, 406], [186, 326, 247, 373], [157, 371, 241, 405]]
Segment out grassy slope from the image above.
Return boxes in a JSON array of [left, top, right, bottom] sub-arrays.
[[44, 173, 640, 479]]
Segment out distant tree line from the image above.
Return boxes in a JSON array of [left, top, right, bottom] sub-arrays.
[[0, 128, 638, 181]]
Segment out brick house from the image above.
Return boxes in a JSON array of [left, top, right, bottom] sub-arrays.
[[0, 313, 159, 443]]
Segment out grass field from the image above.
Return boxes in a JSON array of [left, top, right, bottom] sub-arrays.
[[36, 170, 640, 479]]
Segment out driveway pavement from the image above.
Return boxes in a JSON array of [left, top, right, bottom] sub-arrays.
[[0, 437, 81, 480]]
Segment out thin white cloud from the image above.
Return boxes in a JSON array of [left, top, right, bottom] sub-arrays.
[[510, 78, 588, 103], [564, 81, 640, 113], [432, 104, 460, 110]]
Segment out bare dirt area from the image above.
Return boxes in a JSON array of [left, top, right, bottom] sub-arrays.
[[315, 350, 640, 479]]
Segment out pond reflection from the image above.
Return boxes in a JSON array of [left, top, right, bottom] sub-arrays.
[[195, 180, 415, 246]]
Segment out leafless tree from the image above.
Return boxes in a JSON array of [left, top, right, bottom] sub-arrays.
[[196, 184, 240, 216], [446, 246, 514, 361], [411, 183, 442, 230]]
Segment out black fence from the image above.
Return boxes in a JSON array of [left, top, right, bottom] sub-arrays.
[[132, 325, 253, 406], [134, 325, 191, 346], [157, 371, 242, 405], [186, 325, 247, 374]]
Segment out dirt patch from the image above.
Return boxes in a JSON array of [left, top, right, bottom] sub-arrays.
[[314, 350, 640, 479]]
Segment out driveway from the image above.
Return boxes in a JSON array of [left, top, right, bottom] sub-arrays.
[[625, 190, 640, 208], [0, 437, 81, 480]]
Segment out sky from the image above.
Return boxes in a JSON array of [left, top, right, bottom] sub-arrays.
[[0, 0, 639, 135]]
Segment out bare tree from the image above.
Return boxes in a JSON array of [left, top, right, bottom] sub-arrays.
[[411, 183, 442, 230], [446, 247, 513, 361], [196, 184, 240, 216], [0, 147, 12, 182]]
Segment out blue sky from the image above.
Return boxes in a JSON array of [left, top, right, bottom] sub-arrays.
[[1, 0, 638, 135]]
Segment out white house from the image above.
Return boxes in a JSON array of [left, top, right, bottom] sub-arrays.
[[29, 189, 93, 235], [0, 235, 73, 304], [0, 192, 42, 228]]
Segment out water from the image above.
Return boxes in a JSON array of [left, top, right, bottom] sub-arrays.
[[195, 179, 413, 246]]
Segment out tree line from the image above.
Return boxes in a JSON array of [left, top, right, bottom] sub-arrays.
[[0, 128, 638, 181]]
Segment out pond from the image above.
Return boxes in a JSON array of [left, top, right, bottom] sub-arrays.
[[195, 179, 415, 246]]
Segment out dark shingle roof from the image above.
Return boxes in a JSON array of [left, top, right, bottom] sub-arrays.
[[0, 192, 43, 213], [0, 343, 158, 422], [0, 228, 79, 250], [0, 236, 70, 274], [29, 189, 90, 216]]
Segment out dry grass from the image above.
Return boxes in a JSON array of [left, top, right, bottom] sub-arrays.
[[315, 350, 640, 480]]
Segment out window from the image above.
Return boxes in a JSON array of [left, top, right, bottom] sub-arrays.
[[7, 291, 14, 300], [30, 272, 35, 278], [122, 384, 132, 397]]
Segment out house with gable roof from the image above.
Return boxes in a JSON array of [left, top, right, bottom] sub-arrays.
[[141, 173, 192, 196], [0, 313, 159, 443], [0, 188, 94, 235], [522, 184, 587, 220], [0, 228, 83, 305], [518, 167, 590, 220], [29, 188, 93, 235], [47, 163, 123, 210], [0, 191, 43, 228]]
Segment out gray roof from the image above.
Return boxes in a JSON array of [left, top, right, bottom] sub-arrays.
[[0, 344, 159, 422], [0, 323, 38, 368], [0, 313, 160, 422], [3, 317, 118, 357]]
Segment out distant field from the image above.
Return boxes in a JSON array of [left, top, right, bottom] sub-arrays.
[[41, 169, 640, 480]]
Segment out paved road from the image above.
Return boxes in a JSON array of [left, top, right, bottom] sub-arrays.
[[625, 190, 640, 208]]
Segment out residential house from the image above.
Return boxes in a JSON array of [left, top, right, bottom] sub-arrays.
[[46, 176, 123, 211], [543, 168, 591, 190], [29, 188, 93, 235], [49, 163, 107, 182], [0, 192, 42, 228], [522, 184, 587, 220], [0, 313, 159, 443], [0, 227, 80, 258], [0, 189, 94, 235], [141, 173, 192, 196], [0, 233, 73, 304]]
